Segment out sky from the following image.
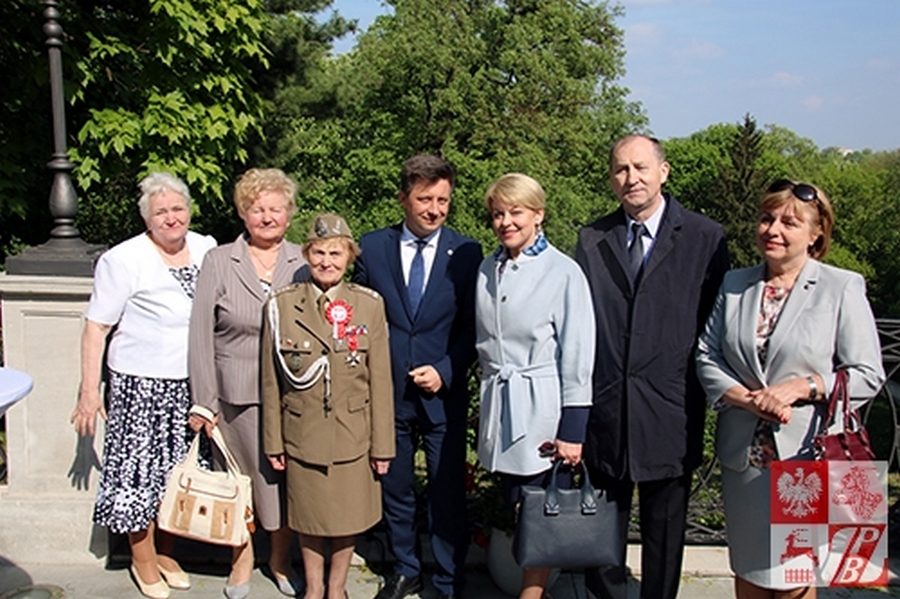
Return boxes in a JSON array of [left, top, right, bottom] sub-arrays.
[[320, 0, 899, 152]]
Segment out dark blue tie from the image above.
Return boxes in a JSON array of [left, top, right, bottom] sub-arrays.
[[408, 239, 427, 314], [629, 222, 646, 282]]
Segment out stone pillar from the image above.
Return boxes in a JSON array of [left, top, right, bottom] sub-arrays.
[[0, 273, 105, 564]]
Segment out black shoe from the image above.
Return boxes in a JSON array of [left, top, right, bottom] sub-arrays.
[[374, 574, 423, 599]]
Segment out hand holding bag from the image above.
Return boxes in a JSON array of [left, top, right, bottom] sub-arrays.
[[814, 369, 876, 461], [513, 459, 621, 569], [158, 426, 254, 546]]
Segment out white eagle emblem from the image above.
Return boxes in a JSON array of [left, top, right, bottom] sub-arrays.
[[777, 467, 823, 518]]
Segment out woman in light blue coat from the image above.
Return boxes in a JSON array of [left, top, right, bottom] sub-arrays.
[[696, 180, 885, 599], [475, 173, 595, 599]]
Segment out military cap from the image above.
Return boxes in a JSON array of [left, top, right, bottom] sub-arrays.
[[307, 213, 354, 242]]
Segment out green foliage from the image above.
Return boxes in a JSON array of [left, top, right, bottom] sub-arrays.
[[667, 115, 900, 315], [666, 115, 768, 268], [3, 0, 898, 320], [280, 0, 644, 255], [66, 0, 269, 244], [0, 0, 54, 259]]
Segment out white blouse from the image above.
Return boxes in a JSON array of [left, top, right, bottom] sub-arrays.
[[85, 231, 217, 379]]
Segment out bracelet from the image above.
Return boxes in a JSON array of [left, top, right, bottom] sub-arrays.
[[806, 376, 819, 400]]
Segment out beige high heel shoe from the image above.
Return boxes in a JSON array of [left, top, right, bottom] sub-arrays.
[[157, 562, 191, 590], [131, 564, 171, 599]]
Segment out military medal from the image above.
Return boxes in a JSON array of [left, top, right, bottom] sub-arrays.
[[325, 299, 353, 340], [344, 324, 367, 367]]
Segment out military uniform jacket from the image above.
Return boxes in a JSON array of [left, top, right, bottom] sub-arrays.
[[261, 281, 395, 466]]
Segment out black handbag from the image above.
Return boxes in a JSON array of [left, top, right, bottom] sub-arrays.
[[513, 459, 622, 569], [814, 369, 876, 461]]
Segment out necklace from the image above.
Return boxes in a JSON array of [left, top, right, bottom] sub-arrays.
[[249, 245, 279, 278], [151, 234, 189, 267]]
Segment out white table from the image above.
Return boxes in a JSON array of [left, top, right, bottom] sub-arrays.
[[0, 367, 33, 418]]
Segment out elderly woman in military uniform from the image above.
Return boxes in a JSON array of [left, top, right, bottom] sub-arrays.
[[262, 214, 395, 599]]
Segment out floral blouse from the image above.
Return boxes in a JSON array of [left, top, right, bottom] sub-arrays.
[[748, 284, 792, 468]]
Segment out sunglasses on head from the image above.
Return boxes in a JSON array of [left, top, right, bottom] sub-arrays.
[[767, 179, 818, 202]]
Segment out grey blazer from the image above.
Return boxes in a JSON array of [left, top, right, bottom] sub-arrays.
[[696, 259, 885, 471], [189, 235, 308, 411]]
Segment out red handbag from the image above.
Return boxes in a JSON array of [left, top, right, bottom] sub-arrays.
[[813, 369, 876, 461]]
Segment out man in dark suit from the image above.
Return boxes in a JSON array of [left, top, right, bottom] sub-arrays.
[[575, 135, 730, 599], [353, 155, 482, 599]]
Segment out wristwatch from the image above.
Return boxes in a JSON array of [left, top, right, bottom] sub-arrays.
[[807, 376, 819, 400]]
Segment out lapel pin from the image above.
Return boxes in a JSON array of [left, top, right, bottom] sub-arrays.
[[447, 248, 454, 255]]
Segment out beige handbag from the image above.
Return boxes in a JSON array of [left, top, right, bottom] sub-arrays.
[[158, 427, 254, 546]]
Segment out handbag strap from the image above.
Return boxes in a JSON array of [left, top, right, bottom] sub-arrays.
[[821, 369, 850, 433], [210, 426, 245, 479], [185, 431, 202, 466], [544, 459, 598, 516]]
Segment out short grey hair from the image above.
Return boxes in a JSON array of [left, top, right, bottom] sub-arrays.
[[137, 172, 191, 221]]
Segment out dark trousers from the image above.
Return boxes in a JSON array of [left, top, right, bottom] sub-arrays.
[[380, 408, 469, 594], [584, 471, 691, 599]]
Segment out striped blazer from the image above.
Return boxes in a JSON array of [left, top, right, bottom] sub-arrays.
[[189, 234, 308, 412]]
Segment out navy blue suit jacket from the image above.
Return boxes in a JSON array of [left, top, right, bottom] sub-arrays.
[[353, 224, 483, 424]]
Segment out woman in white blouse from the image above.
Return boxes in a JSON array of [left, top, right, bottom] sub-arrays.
[[475, 173, 595, 599], [71, 172, 217, 599]]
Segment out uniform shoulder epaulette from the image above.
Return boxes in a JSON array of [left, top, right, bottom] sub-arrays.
[[346, 282, 381, 300], [270, 282, 305, 298]]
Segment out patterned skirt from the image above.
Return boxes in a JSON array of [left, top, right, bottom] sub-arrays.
[[93, 369, 192, 534]]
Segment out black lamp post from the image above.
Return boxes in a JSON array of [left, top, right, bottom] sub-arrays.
[[5, 0, 104, 276]]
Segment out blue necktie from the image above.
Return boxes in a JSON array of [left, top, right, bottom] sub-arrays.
[[408, 239, 427, 314]]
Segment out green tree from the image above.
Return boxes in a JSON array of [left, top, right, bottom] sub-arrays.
[[282, 0, 645, 252], [666, 116, 771, 267], [0, 0, 56, 259], [68, 0, 270, 244], [1, 0, 359, 259]]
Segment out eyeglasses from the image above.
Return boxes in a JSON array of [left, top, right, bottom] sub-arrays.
[[767, 179, 818, 203]]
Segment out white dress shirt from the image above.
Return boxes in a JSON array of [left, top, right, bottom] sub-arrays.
[[626, 195, 667, 258], [400, 223, 441, 291]]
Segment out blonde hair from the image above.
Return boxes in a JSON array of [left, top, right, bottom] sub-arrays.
[[484, 173, 546, 212], [759, 182, 834, 259], [233, 168, 298, 220]]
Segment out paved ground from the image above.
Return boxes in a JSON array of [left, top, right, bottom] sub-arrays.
[[1, 545, 898, 599]]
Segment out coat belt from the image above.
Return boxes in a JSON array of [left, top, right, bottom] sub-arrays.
[[482, 361, 557, 447]]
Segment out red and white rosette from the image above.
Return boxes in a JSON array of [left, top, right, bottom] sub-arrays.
[[325, 299, 353, 340]]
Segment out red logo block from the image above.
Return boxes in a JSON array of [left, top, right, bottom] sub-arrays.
[[770, 461, 888, 587], [771, 462, 829, 524]]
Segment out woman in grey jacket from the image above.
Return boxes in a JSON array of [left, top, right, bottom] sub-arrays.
[[189, 168, 307, 599], [475, 173, 595, 599], [696, 180, 885, 599]]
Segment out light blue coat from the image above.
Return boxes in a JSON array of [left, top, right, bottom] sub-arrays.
[[476, 243, 595, 476], [696, 259, 885, 471]]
